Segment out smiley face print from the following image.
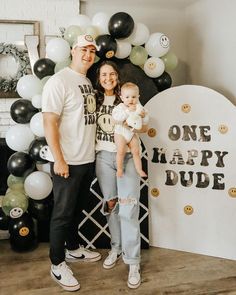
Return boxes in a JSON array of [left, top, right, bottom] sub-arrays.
[[10, 207, 23, 219], [228, 187, 236, 198], [106, 50, 114, 59], [19, 227, 30, 237], [97, 114, 114, 134], [181, 104, 191, 113], [184, 205, 194, 215], [218, 124, 228, 134], [160, 34, 170, 48], [86, 94, 96, 113]]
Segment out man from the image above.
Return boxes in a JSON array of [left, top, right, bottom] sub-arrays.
[[42, 34, 101, 292]]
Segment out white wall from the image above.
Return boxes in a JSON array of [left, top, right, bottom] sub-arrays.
[[186, 0, 236, 105]]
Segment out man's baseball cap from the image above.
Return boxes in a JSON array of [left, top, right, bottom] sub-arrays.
[[72, 34, 98, 50]]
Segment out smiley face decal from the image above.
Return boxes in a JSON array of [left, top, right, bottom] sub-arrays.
[[148, 128, 157, 138], [19, 227, 30, 237], [86, 94, 96, 113], [106, 50, 114, 59], [97, 114, 114, 134], [181, 104, 191, 113], [184, 205, 194, 215], [228, 187, 236, 198], [10, 207, 23, 219], [160, 34, 170, 48], [151, 188, 160, 197], [218, 124, 228, 134]]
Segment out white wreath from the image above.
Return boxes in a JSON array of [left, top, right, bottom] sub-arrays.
[[0, 43, 31, 92]]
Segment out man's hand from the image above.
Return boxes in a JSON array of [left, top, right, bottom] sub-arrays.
[[54, 160, 69, 178]]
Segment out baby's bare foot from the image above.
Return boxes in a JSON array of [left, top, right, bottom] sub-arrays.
[[138, 170, 147, 177]]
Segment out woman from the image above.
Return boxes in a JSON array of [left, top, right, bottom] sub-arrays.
[[95, 60, 148, 289]]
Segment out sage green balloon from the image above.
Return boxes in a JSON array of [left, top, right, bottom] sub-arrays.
[[7, 174, 24, 188], [64, 25, 83, 46], [129, 46, 148, 66], [55, 57, 71, 73], [161, 51, 178, 72], [2, 190, 28, 217]]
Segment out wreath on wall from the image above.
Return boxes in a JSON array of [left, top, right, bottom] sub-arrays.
[[0, 43, 31, 92]]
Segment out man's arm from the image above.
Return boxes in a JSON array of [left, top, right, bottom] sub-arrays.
[[43, 112, 69, 178]]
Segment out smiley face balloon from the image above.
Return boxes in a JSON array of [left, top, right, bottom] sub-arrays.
[[144, 57, 165, 78], [145, 32, 170, 58], [2, 190, 28, 219]]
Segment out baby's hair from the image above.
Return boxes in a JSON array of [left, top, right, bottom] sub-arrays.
[[121, 82, 139, 93]]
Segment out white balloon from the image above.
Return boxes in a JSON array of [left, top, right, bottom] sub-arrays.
[[46, 38, 71, 63], [92, 12, 109, 34], [68, 14, 91, 28], [16, 75, 43, 99], [24, 171, 53, 200], [32, 94, 42, 109], [30, 112, 44, 137], [144, 57, 165, 78], [6, 124, 35, 152], [115, 40, 132, 59], [126, 23, 150, 46], [145, 32, 170, 57], [36, 163, 51, 176]]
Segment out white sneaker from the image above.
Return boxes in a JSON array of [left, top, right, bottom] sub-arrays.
[[127, 264, 141, 289], [65, 245, 101, 263], [103, 250, 121, 269], [50, 261, 80, 291]]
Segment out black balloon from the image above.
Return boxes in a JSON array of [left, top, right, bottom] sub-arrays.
[[28, 193, 53, 221], [153, 71, 172, 92], [33, 58, 55, 79], [0, 207, 10, 230], [7, 152, 35, 177], [108, 12, 134, 39], [28, 137, 48, 163], [95, 34, 117, 59], [9, 213, 37, 252], [10, 99, 38, 124]]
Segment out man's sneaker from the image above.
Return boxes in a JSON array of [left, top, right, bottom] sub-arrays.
[[50, 261, 80, 292], [103, 250, 121, 269], [127, 264, 141, 289], [65, 245, 101, 263]]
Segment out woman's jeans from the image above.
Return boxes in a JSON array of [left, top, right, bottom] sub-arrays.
[[96, 151, 140, 265]]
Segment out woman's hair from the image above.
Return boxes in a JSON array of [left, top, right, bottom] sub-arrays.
[[95, 60, 121, 110]]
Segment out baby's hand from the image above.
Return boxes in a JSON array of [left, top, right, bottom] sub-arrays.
[[140, 110, 145, 118]]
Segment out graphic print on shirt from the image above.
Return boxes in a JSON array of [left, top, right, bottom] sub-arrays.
[[97, 104, 115, 142], [78, 84, 96, 125]]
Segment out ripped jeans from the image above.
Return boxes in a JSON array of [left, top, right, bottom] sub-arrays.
[[96, 150, 140, 265]]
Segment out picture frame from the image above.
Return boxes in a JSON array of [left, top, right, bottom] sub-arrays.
[[0, 19, 40, 98]]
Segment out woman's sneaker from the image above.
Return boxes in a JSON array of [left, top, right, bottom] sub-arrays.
[[65, 245, 101, 262], [127, 264, 141, 289], [50, 261, 80, 292], [103, 250, 121, 269]]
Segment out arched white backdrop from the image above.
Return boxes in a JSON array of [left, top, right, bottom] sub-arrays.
[[141, 85, 236, 260]]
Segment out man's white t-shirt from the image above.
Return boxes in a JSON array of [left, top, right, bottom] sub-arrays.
[[42, 67, 96, 165]]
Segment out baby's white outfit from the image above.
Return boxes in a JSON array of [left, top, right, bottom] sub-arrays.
[[112, 103, 149, 142]]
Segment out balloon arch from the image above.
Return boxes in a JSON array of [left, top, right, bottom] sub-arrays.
[[1, 12, 178, 251]]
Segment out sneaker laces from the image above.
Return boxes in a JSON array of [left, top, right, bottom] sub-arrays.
[[129, 264, 140, 278], [107, 250, 119, 261]]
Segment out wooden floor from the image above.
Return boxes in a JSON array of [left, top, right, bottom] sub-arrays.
[[1, 240, 236, 295]]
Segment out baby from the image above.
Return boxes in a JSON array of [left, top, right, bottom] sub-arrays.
[[112, 82, 149, 177]]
